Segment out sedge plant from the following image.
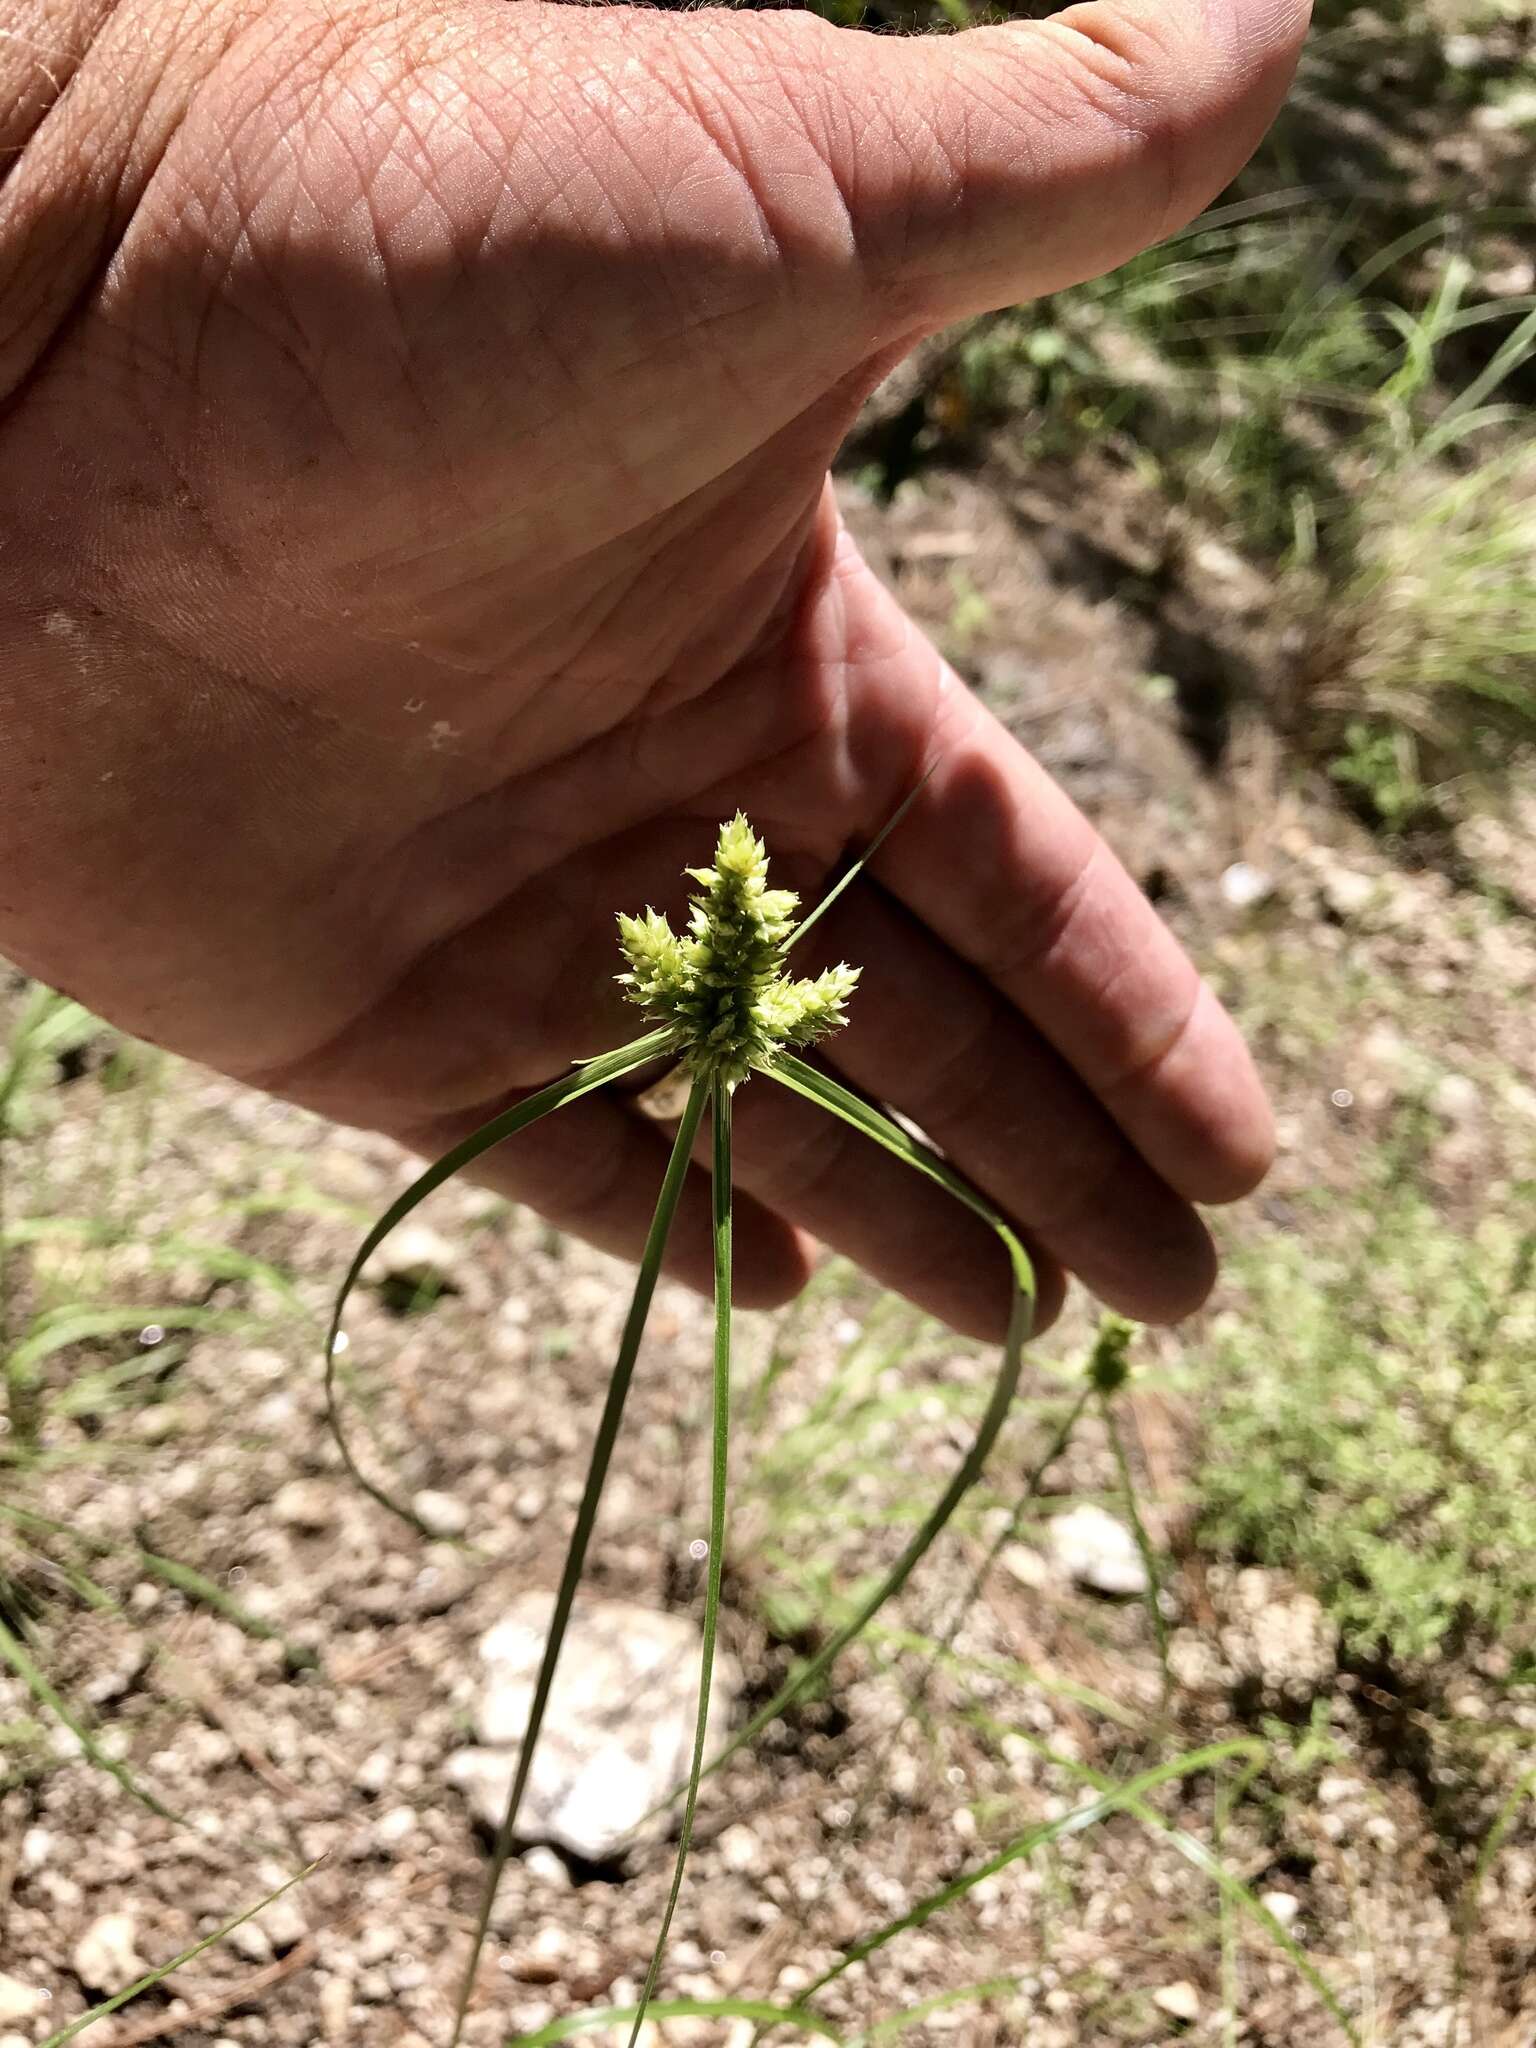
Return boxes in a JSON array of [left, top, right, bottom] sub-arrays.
[[325, 801, 1039, 2045]]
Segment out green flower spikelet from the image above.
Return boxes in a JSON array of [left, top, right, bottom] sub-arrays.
[[616, 815, 860, 1085]]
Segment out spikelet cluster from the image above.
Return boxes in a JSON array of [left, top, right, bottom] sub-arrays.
[[616, 815, 859, 1085]]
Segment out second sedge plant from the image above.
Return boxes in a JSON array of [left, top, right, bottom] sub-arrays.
[[325, 802, 1040, 2045]]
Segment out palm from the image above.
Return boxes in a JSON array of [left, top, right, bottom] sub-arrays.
[[0, 0, 1306, 1330]]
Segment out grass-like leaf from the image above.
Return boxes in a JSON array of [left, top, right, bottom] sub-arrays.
[[7, 1303, 255, 1383], [447, 1071, 709, 2047], [325, 1027, 673, 1528], [0, 1608, 184, 1825], [1100, 1393, 1172, 1702], [623, 1077, 735, 2048], [136, 1542, 320, 1672], [1455, 1760, 1536, 2017], [508, 1998, 846, 2045], [787, 764, 936, 954], [854, 1976, 1021, 2043], [667, 1056, 1033, 1800], [37, 1862, 319, 2047], [805, 1739, 1262, 1997]]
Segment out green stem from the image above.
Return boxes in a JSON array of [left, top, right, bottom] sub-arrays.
[[1100, 1392, 1172, 1705], [624, 1076, 735, 2048], [447, 1068, 708, 2048], [659, 1059, 1033, 1807]]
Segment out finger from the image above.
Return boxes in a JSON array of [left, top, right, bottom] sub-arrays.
[[812, 538, 1275, 1205], [392, 1086, 813, 1311], [804, 881, 1217, 1325], [799, 0, 1311, 323], [714, 1066, 1068, 1343]]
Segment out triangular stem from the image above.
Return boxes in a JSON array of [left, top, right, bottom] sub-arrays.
[[448, 1070, 709, 2046]]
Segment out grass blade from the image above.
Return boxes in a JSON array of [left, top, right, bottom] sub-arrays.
[[1455, 1760, 1536, 2027], [8, 1303, 254, 1381], [660, 1061, 1033, 1808], [806, 1739, 1261, 1996], [325, 1028, 673, 1527], [38, 1862, 319, 2046], [1100, 1393, 1172, 1703], [0, 1610, 185, 1825], [136, 1542, 319, 1673], [769, 1056, 1033, 1290], [624, 1076, 735, 2048], [509, 1998, 846, 2045], [447, 1071, 709, 2048], [787, 766, 937, 953], [855, 1976, 1021, 2043]]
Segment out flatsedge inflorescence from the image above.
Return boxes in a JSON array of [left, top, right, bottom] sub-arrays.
[[616, 814, 859, 1085]]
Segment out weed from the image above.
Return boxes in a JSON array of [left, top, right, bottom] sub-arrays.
[[1300, 454, 1536, 825], [1196, 1139, 1536, 1663], [326, 804, 1045, 2045]]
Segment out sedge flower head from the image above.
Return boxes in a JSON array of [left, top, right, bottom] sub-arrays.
[[616, 816, 860, 1085]]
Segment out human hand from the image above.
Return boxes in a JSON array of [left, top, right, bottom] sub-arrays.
[[0, 0, 1305, 1333]]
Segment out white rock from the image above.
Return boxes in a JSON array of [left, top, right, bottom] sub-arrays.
[[999, 1543, 1052, 1591], [1430, 1072, 1479, 1125], [255, 1893, 310, 1953], [0, 2034, 37, 2048], [718, 1823, 758, 1875], [1219, 861, 1274, 910], [272, 1478, 334, 1532], [1261, 1890, 1301, 1927], [74, 1914, 146, 1994], [411, 1489, 470, 1539], [447, 1592, 740, 1862], [1152, 1980, 1201, 2023], [355, 1749, 394, 1795], [1318, 1774, 1364, 1807], [362, 1224, 459, 1288], [376, 1804, 417, 1846], [1321, 866, 1376, 920], [227, 1920, 273, 1965], [319, 1976, 354, 2042], [521, 1846, 571, 1889], [0, 1976, 46, 2026], [1048, 1505, 1150, 1597], [19, 1826, 51, 1870]]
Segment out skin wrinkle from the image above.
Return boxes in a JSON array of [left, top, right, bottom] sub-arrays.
[[0, 0, 290, 400], [0, 0, 1301, 1321], [1102, 973, 1207, 1109]]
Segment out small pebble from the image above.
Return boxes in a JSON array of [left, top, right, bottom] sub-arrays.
[[0, 1977, 46, 2026], [1219, 861, 1274, 910], [522, 1846, 572, 1890], [74, 1914, 146, 1995], [271, 1478, 334, 1532], [1152, 1981, 1201, 2023], [411, 1489, 470, 1538]]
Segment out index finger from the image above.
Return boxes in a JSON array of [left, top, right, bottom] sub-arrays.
[[850, 615, 1274, 1206]]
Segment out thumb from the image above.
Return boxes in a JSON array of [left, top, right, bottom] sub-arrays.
[[806, 0, 1311, 326]]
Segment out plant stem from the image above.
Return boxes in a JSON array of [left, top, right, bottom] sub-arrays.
[[624, 1075, 735, 2048], [447, 1071, 708, 2048], [1100, 1392, 1172, 1705]]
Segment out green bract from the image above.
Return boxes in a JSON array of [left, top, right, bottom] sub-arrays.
[[616, 814, 860, 1084]]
